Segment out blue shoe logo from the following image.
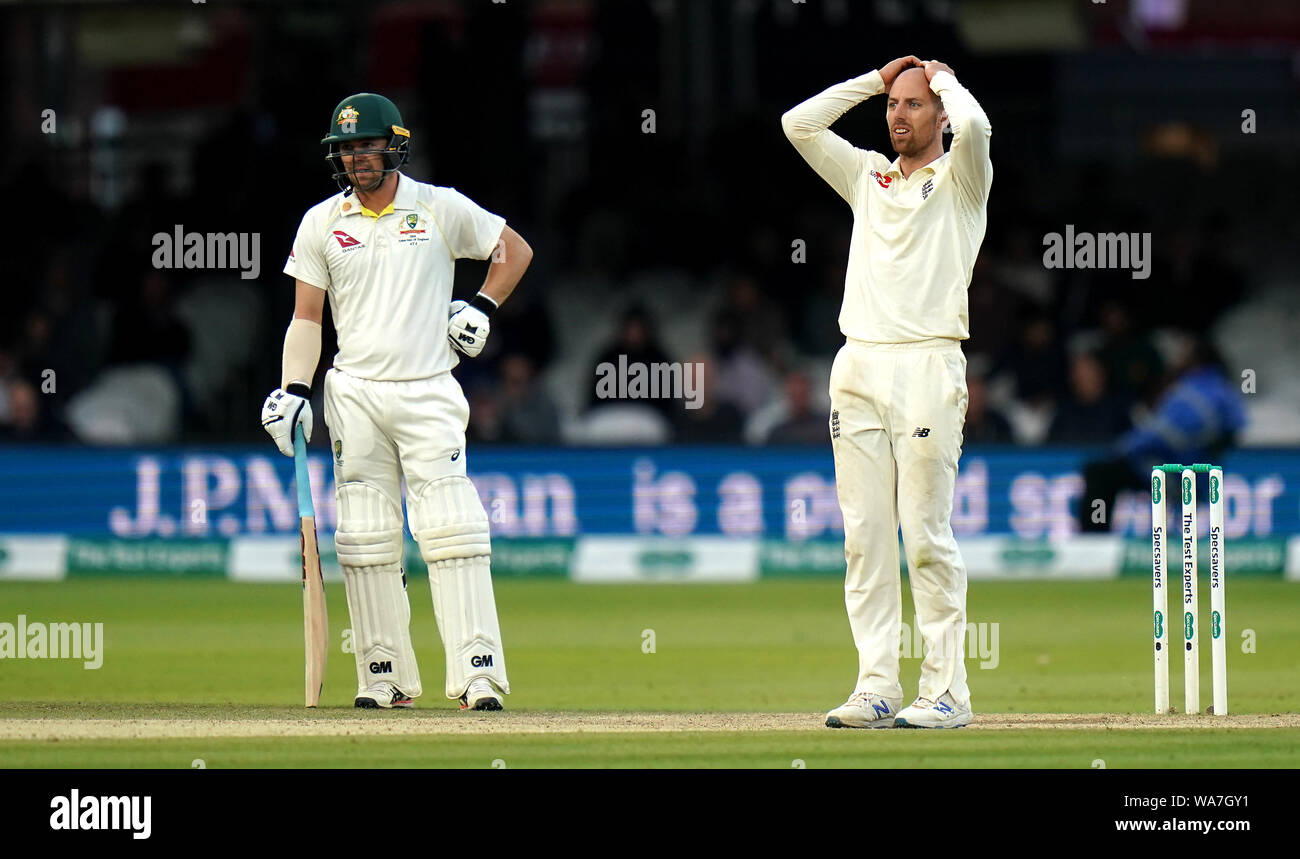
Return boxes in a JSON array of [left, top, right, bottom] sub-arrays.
[[872, 701, 892, 717], [935, 701, 953, 714]]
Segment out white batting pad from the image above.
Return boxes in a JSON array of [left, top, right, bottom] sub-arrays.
[[409, 475, 509, 698], [341, 564, 422, 698], [336, 481, 420, 697], [334, 482, 404, 567]]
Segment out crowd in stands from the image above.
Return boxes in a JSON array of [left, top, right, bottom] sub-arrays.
[[0, 142, 1280, 450], [2, 2, 1289, 450]]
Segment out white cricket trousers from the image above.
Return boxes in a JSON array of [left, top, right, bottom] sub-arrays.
[[323, 368, 473, 499], [829, 337, 971, 707]]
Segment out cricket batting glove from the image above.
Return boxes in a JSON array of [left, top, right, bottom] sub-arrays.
[[448, 293, 497, 359], [261, 384, 313, 457]]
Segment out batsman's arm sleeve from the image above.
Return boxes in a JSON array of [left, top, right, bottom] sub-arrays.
[[281, 316, 322, 390], [780, 70, 882, 208], [930, 70, 992, 208]]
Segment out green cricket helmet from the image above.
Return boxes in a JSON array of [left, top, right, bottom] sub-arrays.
[[321, 93, 411, 192]]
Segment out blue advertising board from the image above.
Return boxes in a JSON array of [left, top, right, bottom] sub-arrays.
[[0, 445, 1296, 541]]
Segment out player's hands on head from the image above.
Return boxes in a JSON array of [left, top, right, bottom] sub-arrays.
[[448, 299, 492, 359], [261, 386, 313, 457], [879, 55, 923, 89], [923, 60, 954, 81]]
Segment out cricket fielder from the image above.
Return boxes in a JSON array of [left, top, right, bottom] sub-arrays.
[[782, 57, 992, 728], [261, 93, 533, 710]]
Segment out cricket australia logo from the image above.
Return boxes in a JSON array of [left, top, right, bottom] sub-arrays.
[[334, 440, 343, 464], [921, 178, 933, 200], [337, 105, 359, 135], [398, 212, 429, 244]]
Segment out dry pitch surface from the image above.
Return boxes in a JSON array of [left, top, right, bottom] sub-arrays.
[[4, 711, 1299, 741]]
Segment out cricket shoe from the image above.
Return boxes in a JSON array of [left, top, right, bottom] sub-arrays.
[[893, 692, 972, 729], [825, 691, 902, 729], [354, 681, 414, 710], [460, 677, 504, 711]]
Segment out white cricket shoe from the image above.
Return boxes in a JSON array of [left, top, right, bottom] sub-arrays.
[[825, 691, 903, 729], [460, 677, 503, 711], [893, 692, 972, 729], [354, 681, 414, 710]]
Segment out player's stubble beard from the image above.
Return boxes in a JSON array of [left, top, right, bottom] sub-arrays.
[[349, 163, 386, 194], [344, 148, 391, 196], [890, 124, 932, 157]]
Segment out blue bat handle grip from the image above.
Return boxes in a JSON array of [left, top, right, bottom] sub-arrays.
[[293, 424, 315, 518]]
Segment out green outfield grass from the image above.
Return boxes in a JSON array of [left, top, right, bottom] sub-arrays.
[[1, 577, 1298, 767]]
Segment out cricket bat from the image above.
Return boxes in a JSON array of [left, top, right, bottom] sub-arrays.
[[294, 425, 328, 707]]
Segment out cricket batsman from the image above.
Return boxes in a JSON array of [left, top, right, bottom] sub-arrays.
[[782, 57, 992, 728], [261, 93, 533, 710]]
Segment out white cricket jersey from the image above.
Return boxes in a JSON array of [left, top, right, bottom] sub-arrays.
[[283, 172, 506, 381], [782, 69, 992, 343]]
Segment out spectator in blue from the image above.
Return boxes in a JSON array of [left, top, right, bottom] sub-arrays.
[[1078, 336, 1246, 532]]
